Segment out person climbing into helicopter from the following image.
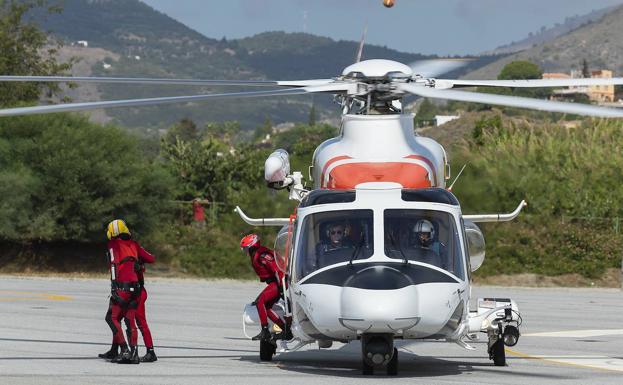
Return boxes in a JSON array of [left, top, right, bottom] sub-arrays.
[[410, 219, 445, 267], [241, 234, 291, 342], [99, 219, 155, 364]]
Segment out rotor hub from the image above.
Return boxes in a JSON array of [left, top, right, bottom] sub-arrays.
[[342, 59, 413, 80]]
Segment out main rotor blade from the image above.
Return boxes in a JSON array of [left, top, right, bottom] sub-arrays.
[[0, 76, 334, 88], [409, 59, 472, 78], [0, 83, 351, 117], [435, 78, 623, 89], [399, 83, 623, 118]]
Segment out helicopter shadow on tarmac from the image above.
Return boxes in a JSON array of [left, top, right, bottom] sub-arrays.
[[239, 341, 576, 380]]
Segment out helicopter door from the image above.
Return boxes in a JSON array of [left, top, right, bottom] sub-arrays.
[[274, 225, 291, 274]]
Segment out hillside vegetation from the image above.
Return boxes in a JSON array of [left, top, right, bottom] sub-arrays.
[[31, 0, 442, 130], [483, 6, 614, 55], [449, 114, 623, 279], [465, 4, 623, 79]]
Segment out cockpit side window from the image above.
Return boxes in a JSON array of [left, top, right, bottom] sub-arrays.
[[384, 209, 465, 280], [295, 209, 374, 280]]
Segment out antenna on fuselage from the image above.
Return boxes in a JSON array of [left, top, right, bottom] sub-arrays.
[[448, 163, 467, 192], [355, 23, 368, 63]]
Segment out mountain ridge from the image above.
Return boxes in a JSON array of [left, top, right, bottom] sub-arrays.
[[481, 6, 615, 56], [34, 0, 446, 129], [465, 4, 623, 80]]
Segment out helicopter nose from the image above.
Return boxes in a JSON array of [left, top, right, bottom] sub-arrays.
[[339, 265, 420, 333]]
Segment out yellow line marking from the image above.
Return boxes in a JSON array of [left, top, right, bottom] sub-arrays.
[[0, 290, 72, 302], [506, 348, 623, 373]]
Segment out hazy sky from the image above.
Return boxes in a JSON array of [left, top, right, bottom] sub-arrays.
[[141, 0, 623, 56]]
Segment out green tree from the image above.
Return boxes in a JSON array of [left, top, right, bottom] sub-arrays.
[[0, 0, 72, 107], [495, 60, 550, 99], [205, 121, 240, 144], [0, 114, 174, 242], [164, 118, 200, 145], [160, 134, 265, 206], [498, 60, 543, 80], [581, 59, 590, 78]]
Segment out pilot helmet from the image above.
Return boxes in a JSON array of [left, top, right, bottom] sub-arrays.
[[413, 219, 434, 246]]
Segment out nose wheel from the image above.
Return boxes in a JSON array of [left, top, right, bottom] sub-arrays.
[[362, 360, 373, 375], [386, 347, 398, 375], [360, 334, 398, 375], [488, 336, 506, 366], [361, 348, 398, 375], [260, 339, 276, 361]]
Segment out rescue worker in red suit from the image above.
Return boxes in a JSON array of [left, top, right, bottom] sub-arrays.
[[240, 234, 292, 341], [98, 219, 155, 364], [127, 261, 158, 362]]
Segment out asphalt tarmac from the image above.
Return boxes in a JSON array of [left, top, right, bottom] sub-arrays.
[[1, 276, 622, 384]]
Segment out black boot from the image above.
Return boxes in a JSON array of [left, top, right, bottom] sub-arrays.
[[98, 343, 119, 359], [140, 348, 158, 363], [116, 346, 140, 364], [252, 326, 271, 341], [111, 345, 129, 363]]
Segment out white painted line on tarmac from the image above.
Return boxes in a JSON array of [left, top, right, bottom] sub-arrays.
[[523, 329, 623, 338]]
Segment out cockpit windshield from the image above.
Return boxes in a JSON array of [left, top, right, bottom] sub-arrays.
[[295, 209, 374, 280], [384, 209, 465, 280]]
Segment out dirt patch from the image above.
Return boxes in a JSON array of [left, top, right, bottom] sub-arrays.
[[474, 268, 621, 288]]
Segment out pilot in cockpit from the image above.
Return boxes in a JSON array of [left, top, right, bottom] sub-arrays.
[[410, 219, 446, 268], [318, 223, 353, 253], [312, 222, 356, 268]]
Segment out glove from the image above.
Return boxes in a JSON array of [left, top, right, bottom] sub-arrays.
[[110, 291, 124, 305]]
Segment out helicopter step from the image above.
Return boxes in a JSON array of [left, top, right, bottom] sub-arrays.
[[467, 297, 522, 366]]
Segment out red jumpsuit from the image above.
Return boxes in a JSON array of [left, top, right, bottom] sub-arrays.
[[107, 239, 155, 347], [134, 265, 154, 349], [252, 246, 285, 329]]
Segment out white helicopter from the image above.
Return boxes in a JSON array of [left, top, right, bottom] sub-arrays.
[[2, 55, 623, 376]]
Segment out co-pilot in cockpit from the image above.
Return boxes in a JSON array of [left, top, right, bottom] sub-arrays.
[[384, 209, 464, 279]]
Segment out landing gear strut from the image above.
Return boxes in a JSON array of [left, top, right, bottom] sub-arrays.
[[487, 322, 506, 366]]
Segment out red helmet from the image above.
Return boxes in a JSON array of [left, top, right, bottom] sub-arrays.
[[240, 234, 260, 252]]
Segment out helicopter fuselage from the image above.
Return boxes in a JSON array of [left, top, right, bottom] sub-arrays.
[[243, 111, 524, 372], [289, 186, 470, 343], [311, 114, 448, 190]]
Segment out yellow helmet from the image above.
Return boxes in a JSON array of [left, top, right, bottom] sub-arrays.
[[106, 219, 131, 240]]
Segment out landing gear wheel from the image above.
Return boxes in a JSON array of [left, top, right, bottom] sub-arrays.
[[259, 339, 276, 361], [386, 347, 398, 375], [490, 337, 506, 366], [362, 360, 374, 375]]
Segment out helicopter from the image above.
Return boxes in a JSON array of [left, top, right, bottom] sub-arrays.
[[2, 55, 623, 376]]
